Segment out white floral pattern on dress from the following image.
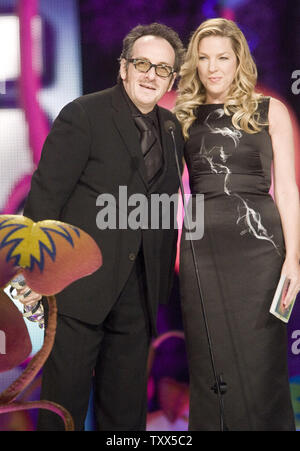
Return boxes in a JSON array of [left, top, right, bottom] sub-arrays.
[[204, 108, 242, 148], [199, 108, 280, 254]]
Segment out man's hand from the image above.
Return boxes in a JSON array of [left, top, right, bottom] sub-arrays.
[[13, 285, 42, 307]]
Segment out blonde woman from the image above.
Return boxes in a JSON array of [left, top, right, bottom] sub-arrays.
[[175, 18, 300, 431]]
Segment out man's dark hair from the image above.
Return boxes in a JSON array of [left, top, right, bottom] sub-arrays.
[[119, 22, 185, 75]]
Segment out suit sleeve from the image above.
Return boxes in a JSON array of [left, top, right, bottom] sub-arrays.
[[23, 100, 91, 221]]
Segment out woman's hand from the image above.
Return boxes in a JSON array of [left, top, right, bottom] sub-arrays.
[[281, 257, 300, 309]]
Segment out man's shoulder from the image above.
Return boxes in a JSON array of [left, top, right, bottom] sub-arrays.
[[158, 104, 182, 132], [157, 104, 175, 118], [73, 85, 118, 110]]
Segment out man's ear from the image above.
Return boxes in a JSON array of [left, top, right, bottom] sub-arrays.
[[167, 72, 177, 92], [120, 58, 128, 81]]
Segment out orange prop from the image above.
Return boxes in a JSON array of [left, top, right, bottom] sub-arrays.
[[0, 290, 32, 372], [0, 215, 103, 430], [0, 215, 102, 294]]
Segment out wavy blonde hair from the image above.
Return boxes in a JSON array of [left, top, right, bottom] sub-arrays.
[[174, 18, 267, 139]]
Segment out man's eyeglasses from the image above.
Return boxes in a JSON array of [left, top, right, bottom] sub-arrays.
[[127, 58, 174, 79]]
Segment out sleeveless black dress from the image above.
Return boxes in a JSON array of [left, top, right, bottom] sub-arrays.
[[179, 98, 295, 431]]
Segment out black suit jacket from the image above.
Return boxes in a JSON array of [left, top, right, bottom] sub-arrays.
[[23, 84, 184, 326]]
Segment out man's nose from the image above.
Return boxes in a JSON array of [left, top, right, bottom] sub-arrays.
[[145, 66, 156, 80]]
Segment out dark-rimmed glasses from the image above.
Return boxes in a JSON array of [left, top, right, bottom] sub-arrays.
[[127, 58, 174, 78]]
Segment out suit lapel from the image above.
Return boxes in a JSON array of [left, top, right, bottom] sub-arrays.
[[111, 85, 175, 193], [111, 85, 148, 189]]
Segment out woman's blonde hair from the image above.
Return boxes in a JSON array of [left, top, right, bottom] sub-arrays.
[[174, 18, 266, 139]]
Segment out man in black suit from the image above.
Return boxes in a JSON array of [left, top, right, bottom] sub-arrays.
[[17, 23, 185, 430]]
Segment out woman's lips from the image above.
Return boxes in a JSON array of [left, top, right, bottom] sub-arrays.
[[208, 77, 222, 83]]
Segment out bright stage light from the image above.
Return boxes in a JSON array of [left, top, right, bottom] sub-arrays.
[[0, 15, 20, 82]]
